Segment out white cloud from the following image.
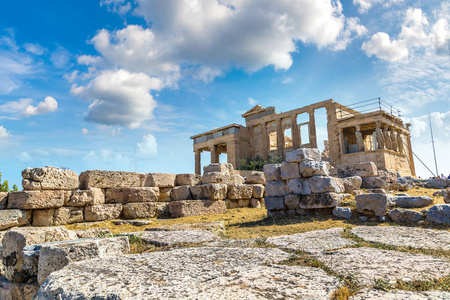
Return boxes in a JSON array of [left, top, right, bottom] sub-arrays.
[[248, 98, 258, 106], [21, 96, 58, 117], [353, 0, 404, 14], [16, 151, 32, 163], [63, 70, 78, 83], [362, 32, 408, 61], [281, 77, 295, 84], [50, 45, 71, 68], [23, 43, 46, 55], [0, 126, 10, 138], [136, 134, 158, 158], [81, 128, 89, 135], [0, 98, 34, 114], [71, 69, 163, 129], [101, 0, 132, 15]]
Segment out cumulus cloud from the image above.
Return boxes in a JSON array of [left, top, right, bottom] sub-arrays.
[[71, 69, 163, 128], [0, 126, 10, 138], [353, 0, 404, 14], [136, 134, 158, 158], [362, 32, 408, 61], [21, 96, 58, 117]]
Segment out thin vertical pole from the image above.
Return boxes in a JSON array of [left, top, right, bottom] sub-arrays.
[[428, 108, 439, 177]]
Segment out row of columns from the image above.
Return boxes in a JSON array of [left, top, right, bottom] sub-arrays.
[[194, 140, 240, 175]]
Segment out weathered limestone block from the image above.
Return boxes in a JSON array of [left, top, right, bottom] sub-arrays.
[[300, 193, 342, 209], [251, 184, 265, 198], [284, 194, 300, 210], [445, 189, 450, 204], [396, 196, 433, 208], [341, 178, 354, 193], [21, 179, 41, 190], [377, 170, 398, 183], [426, 178, 449, 189], [156, 203, 170, 217], [0, 210, 29, 230], [227, 184, 253, 200], [286, 179, 310, 195], [67, 188, 105, 206], [337, 162, 378, 178], [361, 177, 387, 189], [0, 192, 7, 209], [227, 199, 250, 209], [74, 228, 112, 239], [332, 207, 352, 219], [280, 162, 300, 180], [265, 181, 288, 197], [175, 173, 202, 186], [426, 204, 450, 224], [355, 193, 395, 216], [105, 187, 126, 203], [250, 198, 262, 208], [201, 172, 232, 185], [0, 276, 40, 300], [84, 204, 122, 221], [53, 207, 84, 225], [170, 186, 192, 201], [79, 170, 140, 189], [203, 163, 234, 175], [265, 196, 286, 211], [232, 174, 245, 185], [244, 172, 266, 185], [190, 184, 227, 200], [345, 176, 362, 190], [307, 176, 344, 194], [37, 236, 130, 285], [299, 161, 330, 178], [387, 209, 424, 223], [263, 164, 282, 181], [169, 200, 226, 217], [286, 148, 321, 163], [21, 167, 79, 190], [2, 227, 78, 283], [7, 191, 65, 210], [32, 209, 55, 227], [142, 173, 176, 187], [124, 187, 159, 203], [122, 202, 157, 219], [158, 187, 172, 202]]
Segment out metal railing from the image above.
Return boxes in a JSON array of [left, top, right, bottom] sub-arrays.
[[337, 97, 401, 119]]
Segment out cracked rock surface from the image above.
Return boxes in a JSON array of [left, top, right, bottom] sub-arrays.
[[350, 288, 450, 300]]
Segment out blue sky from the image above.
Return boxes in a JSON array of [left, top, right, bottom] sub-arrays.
[[0, 0, 449, 186]]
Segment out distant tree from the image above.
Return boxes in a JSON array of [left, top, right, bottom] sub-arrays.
[[237, 154, 283, 171], [0, 172, 19, 192]]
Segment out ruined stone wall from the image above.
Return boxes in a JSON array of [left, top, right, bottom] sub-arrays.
[[0, 165, 265, 231]]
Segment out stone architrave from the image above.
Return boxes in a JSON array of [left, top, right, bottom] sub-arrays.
[[84, 204, 123, 222], [7, 191, 66, 210], [79, 170, 141, 189]]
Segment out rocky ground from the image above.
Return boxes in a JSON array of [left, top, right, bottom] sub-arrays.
[[30, 223, 450, 300]]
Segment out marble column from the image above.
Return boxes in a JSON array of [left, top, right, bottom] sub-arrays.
[[355, 125, 364, 152], [291, 115, 300, 149], [338, 128, 346, 155], [261, 124, 269, 160], [375, 121, 385, 150], [210, 146, 219, 164], [194, 150, 202, 175], [276, 119, 285, 158], [308, 110, 317, 148]]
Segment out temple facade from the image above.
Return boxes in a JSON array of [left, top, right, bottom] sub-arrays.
[[191, 99, 415, 176]]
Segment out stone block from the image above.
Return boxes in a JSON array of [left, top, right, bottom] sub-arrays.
[[388, 209, 424, 223], [37, 236, 130, 285], [227, 184, 253, 200], [426, 205, 450, 224], [53, 207, 84, 225], [142, 173, 176, 187], [158, 187, 172, 202], [7, 191, 65, 210], [21, 167, 79, 190], [244, 172, 266, 185], [285, 148, 321, 163], [265, 181, 288, 197], [337, 162, 378, 178], [250, 198, 262, 208], [299, 161, 330, 178], [21, 179, 41, 190], [232, 174, 245, 185], [0, 192, 7, 209], [345, 176, 362, 190], [361, 177, 387, 189], [175, 173, 202, 186], [32, 209, 55, 227], [203, 163, 234, 175], [79, 170, 140, 189], [0, 275, 39, 300], [84, 204, 122, 221], [251, 184, 265, 198], [287, 179, 311, 195], [263, 164, 282, 181], [190, 184, 227, 200], [426, 178, 449, 189], [74, 228, 112, 239], [280, 162, 300, 180], [2, 227, 78, 283], [396, 196, 433, 208], [124, 187, 159, 203], [300, 193, 342, 209], [67, 188, 105, 206], [0, 210, 29, 230], [264, 196, 286, 211], [332, 207, 352, 219], [307, 176, 344, 194], [156, 203, 170, 217], [341, 178, 353, 194], [105, 187, 126, 203], [378, 170, 398, 183], [122, 202, 157, 219], [201, 172, 232, 185], [227, 199, 250, 209], [284, 194, 300, 210], [355, 193, 395, 216], [170, 186, 192, 201], [169, 200, 226, 218]]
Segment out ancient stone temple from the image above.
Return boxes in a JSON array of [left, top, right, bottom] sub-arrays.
[[191, 99, 415, 176]]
